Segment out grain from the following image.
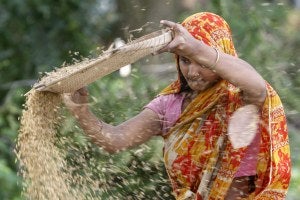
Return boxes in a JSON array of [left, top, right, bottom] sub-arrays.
[[15, 90, 100, 199]]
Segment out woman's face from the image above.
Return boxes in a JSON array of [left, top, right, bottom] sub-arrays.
[[179, 56, 220, 92]]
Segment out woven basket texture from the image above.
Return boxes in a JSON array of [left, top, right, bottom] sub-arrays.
[[34, 29, 172, 93]]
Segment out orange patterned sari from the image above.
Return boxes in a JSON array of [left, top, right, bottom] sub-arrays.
[[160, 12, 291, 200]]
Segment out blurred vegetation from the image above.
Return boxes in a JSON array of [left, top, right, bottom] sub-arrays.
[[0, 0, 299, 199]]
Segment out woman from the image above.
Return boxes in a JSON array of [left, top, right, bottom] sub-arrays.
[[63, 12, 291, 199]]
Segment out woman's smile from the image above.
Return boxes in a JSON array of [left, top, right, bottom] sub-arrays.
[[187, 77, 211, 91], [178, 55, 220, 91]]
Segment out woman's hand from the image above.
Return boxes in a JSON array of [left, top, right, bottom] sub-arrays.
[[158, 20, 202, 59], [62, 87, 89, 113]]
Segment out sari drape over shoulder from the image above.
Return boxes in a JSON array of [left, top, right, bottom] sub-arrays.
[[159, 12, 291, 200]]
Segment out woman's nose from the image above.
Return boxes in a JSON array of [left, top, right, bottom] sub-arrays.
[[188, 63, 201, 76]]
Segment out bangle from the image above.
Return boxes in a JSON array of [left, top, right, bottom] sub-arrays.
[[209, 47, 220, 71]]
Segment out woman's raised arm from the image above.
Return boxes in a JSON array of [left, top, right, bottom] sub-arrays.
[[160, 20, 266, 106]]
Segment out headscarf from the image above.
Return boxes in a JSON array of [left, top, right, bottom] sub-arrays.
[[160, 12, 236, 94], [160, 12, 291, 199]]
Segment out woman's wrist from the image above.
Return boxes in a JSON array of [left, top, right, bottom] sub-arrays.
[[189, 41, 216, 69], [187, 38, 205, 60]]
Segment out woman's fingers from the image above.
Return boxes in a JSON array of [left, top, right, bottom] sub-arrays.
[[160, 20, 177, 29], [158, 19, 198, 58], [161, 20, 187, 33], [157, 41, 176, 54], [157, 20, 180, 54], [77, 86, 88, 96], [62, 87, 89, 106], [158, 19, 201, 59]]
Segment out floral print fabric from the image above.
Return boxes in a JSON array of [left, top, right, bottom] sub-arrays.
[[159, 12, 291, 199]]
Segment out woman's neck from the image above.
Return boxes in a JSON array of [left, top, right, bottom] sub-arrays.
[[182, 90, 200, 111]]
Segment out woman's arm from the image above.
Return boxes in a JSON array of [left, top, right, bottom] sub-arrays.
[[194, 47, 266, 106], [160, 20, 266, 106], [63, 88, 162, 153]]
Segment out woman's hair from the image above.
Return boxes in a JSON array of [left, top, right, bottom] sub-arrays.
[[177, 57, 191, 92]]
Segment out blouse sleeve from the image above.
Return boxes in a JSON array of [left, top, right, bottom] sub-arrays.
[[144, 94, 183, 136], [144, 95, 166, 134]]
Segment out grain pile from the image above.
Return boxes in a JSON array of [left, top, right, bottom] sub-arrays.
[[15, 89, 103, 199]]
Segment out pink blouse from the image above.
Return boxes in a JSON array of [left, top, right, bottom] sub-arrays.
[[145, 93, 260, 177]]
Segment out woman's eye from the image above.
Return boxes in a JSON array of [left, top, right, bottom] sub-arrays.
[[180, 57, 190, 64]]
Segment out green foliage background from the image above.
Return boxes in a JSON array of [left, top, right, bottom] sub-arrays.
[[0, 0, 299, 199]]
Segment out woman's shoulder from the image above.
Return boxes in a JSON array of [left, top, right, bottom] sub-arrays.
[[157, 93, 184, 101], [156, 93, 185, 108], [146, 93, 184, 113]]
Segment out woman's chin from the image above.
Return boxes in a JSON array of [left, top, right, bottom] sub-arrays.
[[188, 82, 209, 92]]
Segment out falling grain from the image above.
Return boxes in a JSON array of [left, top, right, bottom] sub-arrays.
[[15, 90, 102, 199]]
